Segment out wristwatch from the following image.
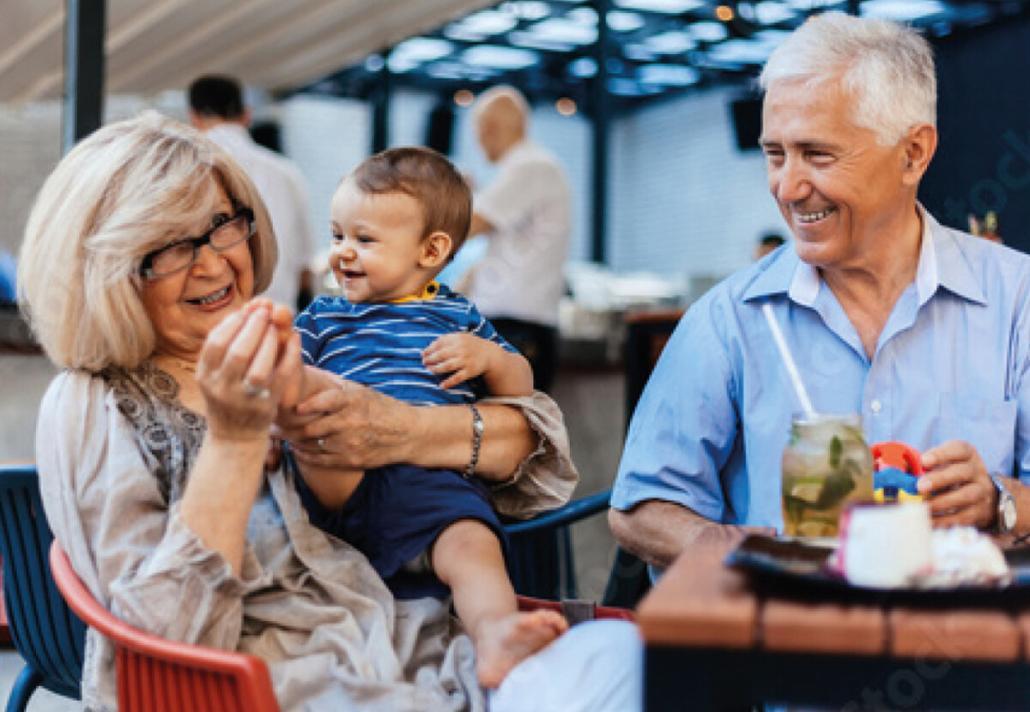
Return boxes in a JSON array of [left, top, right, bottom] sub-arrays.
[[989, 473, 1017, 534]]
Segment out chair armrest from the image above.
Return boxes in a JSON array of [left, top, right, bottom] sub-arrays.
[[504, 489, 610, 535], [49, 541, 278, 712]]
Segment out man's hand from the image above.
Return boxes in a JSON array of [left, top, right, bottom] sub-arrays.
[[917, 440, 998, 529]]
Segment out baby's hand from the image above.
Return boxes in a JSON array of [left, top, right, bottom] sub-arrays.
[[245, 298, 294, 349], [422, 333, 498, 390], [246, 298, 303, 408]]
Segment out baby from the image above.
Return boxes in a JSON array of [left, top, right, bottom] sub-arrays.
[[282, 146, 567, 687]]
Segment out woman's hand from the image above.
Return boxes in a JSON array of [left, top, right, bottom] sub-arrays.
[[197, 307, 302, 442], [275, 373, 419, 470]]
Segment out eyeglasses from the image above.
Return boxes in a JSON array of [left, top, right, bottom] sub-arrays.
[[139, 207, 255, 280]]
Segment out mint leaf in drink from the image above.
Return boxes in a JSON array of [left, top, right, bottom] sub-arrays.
[[816, 467, 856, 508], [829, 435, 842, 469]]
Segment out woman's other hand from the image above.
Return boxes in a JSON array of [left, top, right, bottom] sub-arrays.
[[277, 374, 419, 470], [197, 307, 302, 441]]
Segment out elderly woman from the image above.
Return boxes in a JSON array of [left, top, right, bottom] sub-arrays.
[[18, 112, 639, 711]]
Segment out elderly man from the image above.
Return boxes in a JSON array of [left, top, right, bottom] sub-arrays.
[[462, 86, 572, 392], [610, 12, 1030, 572]]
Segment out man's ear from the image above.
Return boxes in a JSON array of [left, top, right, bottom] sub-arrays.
[[419, 231, 453, 269], [901, 123, 937, 187]]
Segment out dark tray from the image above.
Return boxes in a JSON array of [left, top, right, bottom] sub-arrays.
[[725, 534, 1030, 605]]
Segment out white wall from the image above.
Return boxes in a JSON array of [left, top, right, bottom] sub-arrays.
[[608, 85, 785, 283], [280, 93, 369, 251], [1, 85, 787, 288], [0, 93, 187, 258], [0, 104, 61, 257]]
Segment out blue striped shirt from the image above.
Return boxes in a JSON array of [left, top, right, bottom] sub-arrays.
[[295, 284, 516, 406]]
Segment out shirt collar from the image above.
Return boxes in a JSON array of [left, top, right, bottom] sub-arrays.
[[741, 205, 986, 307], [204, 122, 252, 143], [925, 209, 987, 305], [740, 244, 801, 303], [387, 280, 441, 304]]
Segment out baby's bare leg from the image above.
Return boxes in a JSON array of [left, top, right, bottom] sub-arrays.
[[431, 519, 568, 688], [300, 464, 365, 508]]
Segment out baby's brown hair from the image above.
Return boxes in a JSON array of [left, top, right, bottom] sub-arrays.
[[349, 146, 471, 257]]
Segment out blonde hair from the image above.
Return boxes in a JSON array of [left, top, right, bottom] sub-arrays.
[[18, 111, 277, 371], [760, 12, 936, 145]]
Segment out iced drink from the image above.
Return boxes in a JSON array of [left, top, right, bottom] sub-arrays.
[[781, 414, 874, 538]]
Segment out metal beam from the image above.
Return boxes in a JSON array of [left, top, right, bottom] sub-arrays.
[[370, 49, 392, 154], [590, 0, 611, 264], [63, 0, 105, 153]]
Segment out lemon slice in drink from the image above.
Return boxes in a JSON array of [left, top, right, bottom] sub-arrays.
[[790, 482, 823, 504]]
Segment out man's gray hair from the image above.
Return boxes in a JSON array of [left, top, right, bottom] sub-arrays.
[[759, 12, 936, 145]]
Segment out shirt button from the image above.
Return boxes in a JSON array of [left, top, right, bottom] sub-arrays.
[[870, 399, 882, 414]]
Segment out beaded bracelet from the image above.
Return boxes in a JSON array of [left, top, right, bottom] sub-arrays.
[[464, 403, 484, 479]]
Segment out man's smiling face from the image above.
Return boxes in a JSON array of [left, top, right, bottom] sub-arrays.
[[760, 78, 911, 272]]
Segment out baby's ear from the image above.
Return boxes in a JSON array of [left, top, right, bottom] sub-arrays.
[[419, 231, 453, 268]]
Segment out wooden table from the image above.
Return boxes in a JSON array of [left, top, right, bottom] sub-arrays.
[[637, 538, 1030, 711]]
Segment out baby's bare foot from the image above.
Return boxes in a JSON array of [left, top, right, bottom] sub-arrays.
[[475, 610, 568, 688]]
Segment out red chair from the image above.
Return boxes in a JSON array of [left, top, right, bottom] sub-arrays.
[[516, 595, 634, 624], [50, 540, 631, 711], [48, 541, 279, 712]]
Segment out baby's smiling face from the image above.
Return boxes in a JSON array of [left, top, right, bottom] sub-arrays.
[[328, 181, 430, 303]]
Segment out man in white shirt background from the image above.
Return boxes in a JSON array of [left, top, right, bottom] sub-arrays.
[[462, 86, 572, 392], [188, 74, 317, 311]]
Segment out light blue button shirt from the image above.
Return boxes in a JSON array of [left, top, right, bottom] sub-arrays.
[[611, 210, 1030, 531]]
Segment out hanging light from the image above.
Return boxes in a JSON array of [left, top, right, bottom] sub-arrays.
[[556, 97, 577, 116], [453, 89, 475, 107]]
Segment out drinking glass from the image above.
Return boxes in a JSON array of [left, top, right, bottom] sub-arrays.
[[781, 413, 874, 538]]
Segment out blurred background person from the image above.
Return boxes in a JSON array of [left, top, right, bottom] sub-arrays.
[[0, 249, 15, 304], [460, 86, 571, 393], [754, 231, 786, 260], [188, 74, 317, 311]]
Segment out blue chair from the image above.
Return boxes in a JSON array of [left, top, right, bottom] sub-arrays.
[[506, 311, 680, 605], [0, 464, 85, 711], [503, 489, 610, 600]]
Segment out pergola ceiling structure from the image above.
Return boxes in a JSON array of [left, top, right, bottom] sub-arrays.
[[302, 0, 1030, 111], [0, 0, 496, 103], [1, 0, 1024, 109]]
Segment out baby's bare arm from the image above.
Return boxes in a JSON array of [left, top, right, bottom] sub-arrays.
[[481, 348, 533, 396]]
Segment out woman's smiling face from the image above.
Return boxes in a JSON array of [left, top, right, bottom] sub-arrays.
[[139, 180, 254, 361]]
